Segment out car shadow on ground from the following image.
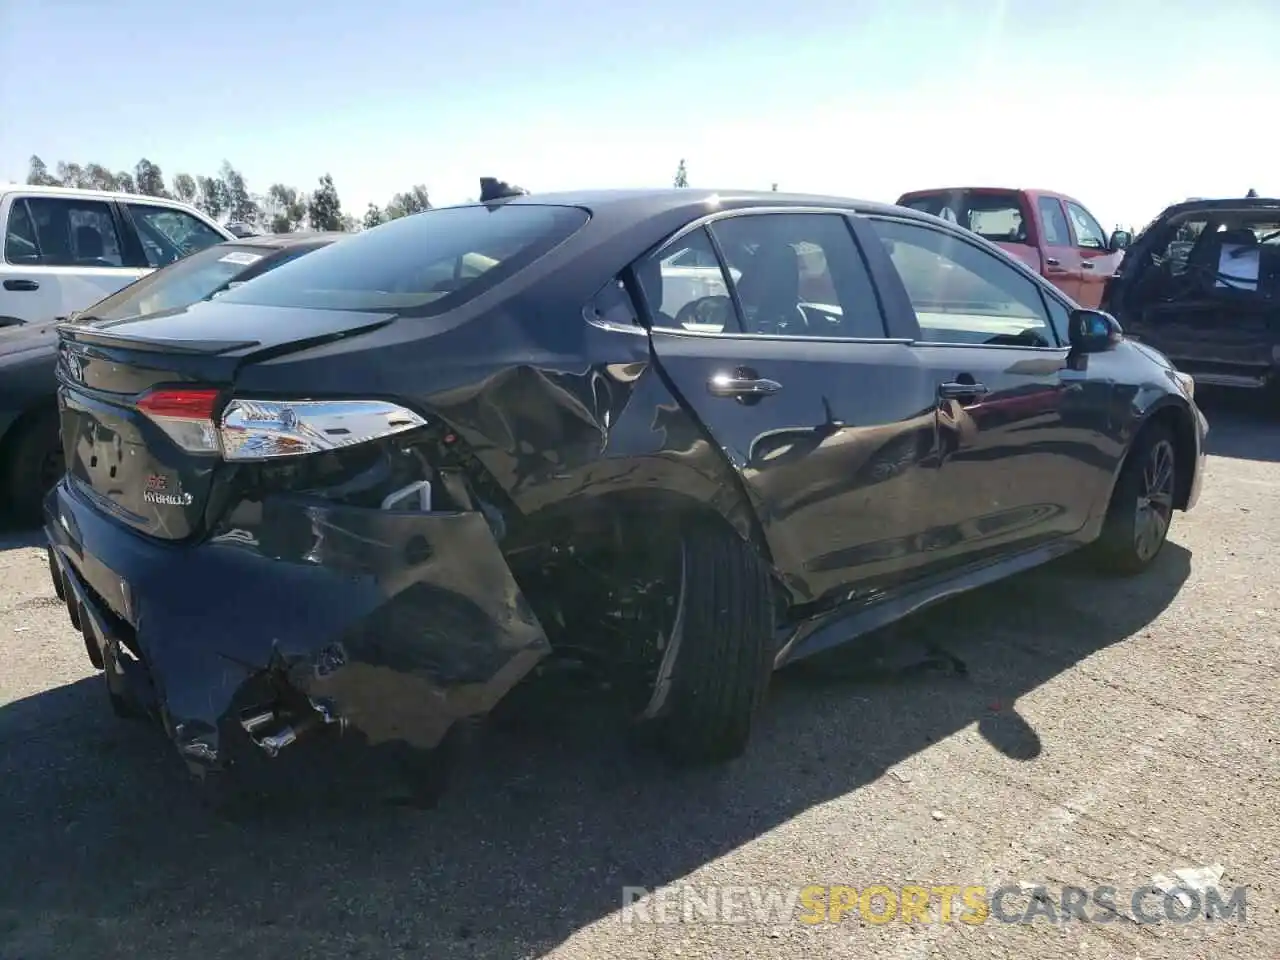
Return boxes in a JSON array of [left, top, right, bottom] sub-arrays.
[[0, 542, 1192, 958]]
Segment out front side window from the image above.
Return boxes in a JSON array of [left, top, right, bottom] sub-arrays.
[[14, 197, 124, 268], [127, 204, 226, 266], [869, 218, 1056, 347], [1066, 202, 1107, 250], [1037, 197, 1071, 246], [219, 203, 589, 314]]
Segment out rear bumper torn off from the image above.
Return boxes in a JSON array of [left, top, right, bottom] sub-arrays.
[[45, 483, 551, 773]]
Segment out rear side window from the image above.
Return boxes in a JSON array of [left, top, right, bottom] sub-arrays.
[[900, 191, 1029, 244], [218, 204, 590, 314], [5, 196, 124, 267], [1037, 197, 1071, 246], [633, 213, 886, 338]]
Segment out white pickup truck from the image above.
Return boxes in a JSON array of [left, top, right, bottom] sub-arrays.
[[0, 183, 232, 328]]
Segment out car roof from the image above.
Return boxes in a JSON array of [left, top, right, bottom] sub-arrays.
[[484, 187, 923, 222], [1155, 196, 1280, 219], [1, 181, 200, 208], [225, 231, 346, 250]]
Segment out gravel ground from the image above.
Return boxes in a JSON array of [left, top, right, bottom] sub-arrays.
[[0, 393, 1277, 960]]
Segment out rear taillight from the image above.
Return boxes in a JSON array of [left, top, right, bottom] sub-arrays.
[[220, 399, 427, 461], [136, 388, 222, 454], [135, 390, 427, 460]]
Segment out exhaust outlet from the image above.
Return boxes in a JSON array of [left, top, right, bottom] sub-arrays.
[[240, 700, 342, 757]]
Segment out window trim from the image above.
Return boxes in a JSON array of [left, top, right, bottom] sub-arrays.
[[630, 206, 903, 344], [863, 213, 1070, 351]]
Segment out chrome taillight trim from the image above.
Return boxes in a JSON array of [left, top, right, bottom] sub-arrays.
[[220, 399, 428, 461]]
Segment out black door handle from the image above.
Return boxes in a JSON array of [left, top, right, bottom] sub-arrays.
[[938, 380, 989, 400], [3, 279, 39, 292], [708, 371, 783, 399], [1081, 261, 1095, 270]]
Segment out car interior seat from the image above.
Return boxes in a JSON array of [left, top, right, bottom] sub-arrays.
[[74, 225, 106, 264], [735, 241, 804, 333]]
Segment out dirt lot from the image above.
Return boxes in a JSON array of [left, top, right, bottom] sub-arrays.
[[0, 393, 1276, 960]]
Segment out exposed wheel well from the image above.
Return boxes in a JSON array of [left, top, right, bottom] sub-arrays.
[[505, 494, 787, 675]]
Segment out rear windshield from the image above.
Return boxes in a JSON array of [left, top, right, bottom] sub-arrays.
[[215, 203, 590, 314], [899, 191, 1028, 243], [78, 243, 286, 322]]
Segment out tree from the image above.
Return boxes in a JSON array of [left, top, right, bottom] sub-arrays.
[[385, 184, 431, 220], [307, 174, 343, 231], [115, 171, 136, 194], [196, 175, 228, 219], [771, 182, 778, 192], [171, 173, 198, 205], [56, 162, 90, 188], [26, 156, 60, 186], [219, 161, 259, 225], [264, 183, 307, 233], [83, 164, 119, 191], [362, 203, 385, 230], [340, 214, 359, 233], [673, 159, 688, 188], [134, 158, 168, 197]]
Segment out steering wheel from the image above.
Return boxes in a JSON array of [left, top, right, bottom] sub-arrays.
[[674, 295, 735, 330], [750, 304, 809, 336]]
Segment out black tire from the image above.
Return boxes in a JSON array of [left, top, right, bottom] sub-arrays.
[[644, 523, 776, 765], [2, 408, 63, 526], [1090, 422, 1177, 576]]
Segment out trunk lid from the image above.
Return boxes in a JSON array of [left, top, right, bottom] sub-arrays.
[[56, 300, 395, 540]]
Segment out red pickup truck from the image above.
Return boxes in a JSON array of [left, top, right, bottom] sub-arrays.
[[894, 187, 1131, 308]]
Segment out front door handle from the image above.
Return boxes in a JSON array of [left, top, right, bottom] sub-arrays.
[[3, 279, 39, 292], [938, 381, 989, 400], [708, 371, 783, 399], [1081, 261, 1095, 270], [1045, 257, 1061, 267]]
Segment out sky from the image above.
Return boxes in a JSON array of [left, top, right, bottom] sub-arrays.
[[2, 0, 1278, 229]]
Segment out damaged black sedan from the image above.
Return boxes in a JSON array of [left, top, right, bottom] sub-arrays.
[[45, 189, 1207, 798]]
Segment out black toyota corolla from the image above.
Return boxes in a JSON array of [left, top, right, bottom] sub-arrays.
[[44, 189, 1208, 801]]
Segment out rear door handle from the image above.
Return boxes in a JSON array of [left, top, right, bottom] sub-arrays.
[[1045, 257, 1061, 267], [708, 372, 783, 399], [938, 381, 989, 400], [3, 279, 39, 292], [1081, 261, 1095, 270]]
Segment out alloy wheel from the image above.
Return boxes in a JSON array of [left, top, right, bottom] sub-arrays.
[[1133, 439, 1175, 562]]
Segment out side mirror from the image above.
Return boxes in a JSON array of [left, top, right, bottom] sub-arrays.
[[1068, 309, 1122, 353], [1109, 230, 1132, 251]]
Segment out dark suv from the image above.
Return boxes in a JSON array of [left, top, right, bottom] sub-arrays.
[[44, 190, 1207, 800]]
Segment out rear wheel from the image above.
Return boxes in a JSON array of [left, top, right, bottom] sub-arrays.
[[2, 409, 63, 526], [639, 523, 776, 765], [1090, 423, 1177, 576]]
